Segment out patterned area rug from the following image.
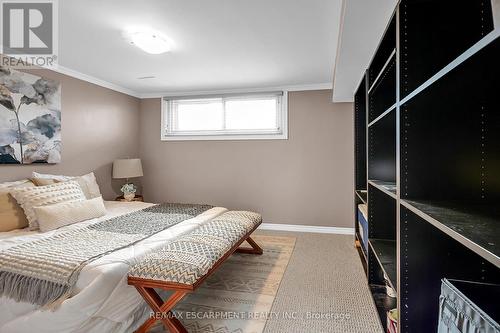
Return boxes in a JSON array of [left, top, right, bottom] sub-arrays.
[[150, 235, 296, 333]]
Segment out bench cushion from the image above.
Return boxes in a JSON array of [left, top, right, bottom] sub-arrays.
[[128, 210, 261, 285]]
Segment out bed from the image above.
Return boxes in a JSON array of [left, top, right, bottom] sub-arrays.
[[0, 200, 229, 333]]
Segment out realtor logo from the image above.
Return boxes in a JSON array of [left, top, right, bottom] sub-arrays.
[[0, 0, 58, 68]]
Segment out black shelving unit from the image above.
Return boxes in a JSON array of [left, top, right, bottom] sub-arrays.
[[399, 0, 494, 98], [366, 154, 398, 328], [353, 1, 500, 331], [400, 206, 500, 332], [354, 75, 368, 273], [369, 180, 396, 197], [356, 190, 367, 204], [370, 284, 397, 332], [368, 57, 396, 123], [369, 239, 397, 290], [355, 76, 367, 192], [368, 110, 396, 184], [368, 17, 396, 88]]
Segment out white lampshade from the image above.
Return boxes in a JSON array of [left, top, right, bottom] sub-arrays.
[[113, 158, 143, 179]]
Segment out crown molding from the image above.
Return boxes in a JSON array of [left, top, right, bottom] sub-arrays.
[[52, 65, 141, 98], [39, 64, 333, 100], [138, 82, 333, 99]]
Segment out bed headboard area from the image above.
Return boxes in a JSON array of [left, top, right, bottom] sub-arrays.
[[0, 67, 141, 200]]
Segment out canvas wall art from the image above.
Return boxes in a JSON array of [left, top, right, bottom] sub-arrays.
[[0, 66, 61, 164]]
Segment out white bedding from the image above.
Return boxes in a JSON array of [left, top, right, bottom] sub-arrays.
[[0, 201, 228, 333]]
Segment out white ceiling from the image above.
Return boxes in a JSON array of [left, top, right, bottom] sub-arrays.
[[332, 0, 398, 102], [58, 0, 342, 97]]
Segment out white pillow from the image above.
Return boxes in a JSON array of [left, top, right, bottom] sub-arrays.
[[34, 196, 107, 232], [31, 172, 71, 182], [0, 179, 34, 189], [31, 172, 102, 199], [77, 172, 101, 199], [10, 181, 86, 230]]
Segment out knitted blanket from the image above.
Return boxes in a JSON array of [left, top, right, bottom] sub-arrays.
[[0, 203, 212, 308]]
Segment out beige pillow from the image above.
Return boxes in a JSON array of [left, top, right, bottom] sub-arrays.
[[30, 177, 61, 186], [34, 196, 107, 232], [76, 172, 101, 199], [31, 172, 102, 199], [0, 179, 34, 189], [10, 181, 86, 230], [30, 172, 71, 182], [0, 180, 35, 232]]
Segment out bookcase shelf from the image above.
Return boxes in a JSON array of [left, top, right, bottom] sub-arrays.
[[354, 77, 367, 191], [369, 239, 397, 290], [368, 104, 396, 128], [368, 180, 396, 199], [368, 15, 396, 87], [356, 231, 368, 265], [368, 183, 397, 309], [368, 184, 396, 241], [401, 199, 499, 267], [400, 0, 494, 98], [353, 0, 499, 331], [354, 76, 369, 273], [368, 49, 396, 94], [401, 38, 499, 203], [370, 284, 397, 332], [400, 206, 500, 332], [356, 190, 367, 204], [368, 110, 396, 184], [368, 57, 396, 123]]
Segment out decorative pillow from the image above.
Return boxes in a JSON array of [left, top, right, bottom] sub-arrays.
[[76, 172, 101, 199], [31, 172, 102, 199], [30, 177, 61, 186], [34, 196, 107, 232], [10, 181, 86, 230], [30, 172, 71, 182], [0, 179, 32, 188], [0, 180, 35, 232]]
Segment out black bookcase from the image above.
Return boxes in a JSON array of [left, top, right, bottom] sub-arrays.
[[353, 1, 500, 331], [354, 75, 368, 273]]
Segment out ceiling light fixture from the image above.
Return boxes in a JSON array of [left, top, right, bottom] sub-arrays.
[[126, 30, 172, 55]]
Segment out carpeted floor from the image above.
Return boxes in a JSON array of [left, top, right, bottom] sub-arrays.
[[174, 235, 296, 333], [150, 231, 382, 333], [256, 230, 382, 333]]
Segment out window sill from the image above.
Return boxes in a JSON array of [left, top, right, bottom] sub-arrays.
[[160, 132, 288, 141]]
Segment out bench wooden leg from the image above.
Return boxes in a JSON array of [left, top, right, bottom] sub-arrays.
[[235, 236, 263, 255], [134, 286, 188, 333]]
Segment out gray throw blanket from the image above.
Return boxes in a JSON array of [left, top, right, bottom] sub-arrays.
[[0, 203, 212, 308]]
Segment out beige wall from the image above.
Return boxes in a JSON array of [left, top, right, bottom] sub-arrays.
[[139, 90, 354, 228], [2, 81, 354, 227], [0, 69, 141, 200]]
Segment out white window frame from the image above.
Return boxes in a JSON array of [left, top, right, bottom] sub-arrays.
[[161, 91, 288, 141]]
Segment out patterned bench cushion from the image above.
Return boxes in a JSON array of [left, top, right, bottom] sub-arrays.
[[128, 211, 262, 285]]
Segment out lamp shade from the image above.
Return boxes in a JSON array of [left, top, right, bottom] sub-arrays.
[[113, 158, 143, 179]]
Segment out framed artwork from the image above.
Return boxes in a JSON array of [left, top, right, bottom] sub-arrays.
[[0, 66, 61, 164]]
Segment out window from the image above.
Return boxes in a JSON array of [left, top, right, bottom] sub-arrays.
[[161, 92, 287, 140]]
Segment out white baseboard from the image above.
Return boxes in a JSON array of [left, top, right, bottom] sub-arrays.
[[258, 223, 354, 235]]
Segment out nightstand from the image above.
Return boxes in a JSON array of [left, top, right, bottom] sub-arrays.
[[115, 194, 144, 202]]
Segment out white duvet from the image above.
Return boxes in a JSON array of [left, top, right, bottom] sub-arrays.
[[0, 201, 228, 333]]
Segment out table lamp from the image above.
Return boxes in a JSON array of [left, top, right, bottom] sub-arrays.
[[113, 158, 143, 201]]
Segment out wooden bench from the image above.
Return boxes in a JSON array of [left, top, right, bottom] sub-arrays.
[[128, 211, 263, 333]]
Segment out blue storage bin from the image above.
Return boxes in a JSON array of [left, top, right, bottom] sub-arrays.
[[357, 204, 368, 254]]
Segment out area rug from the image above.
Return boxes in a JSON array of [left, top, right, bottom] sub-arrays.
[[150, 235, 296, 333]]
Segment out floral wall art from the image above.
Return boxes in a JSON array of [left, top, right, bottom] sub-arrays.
[[0, 66, 61, 164]]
